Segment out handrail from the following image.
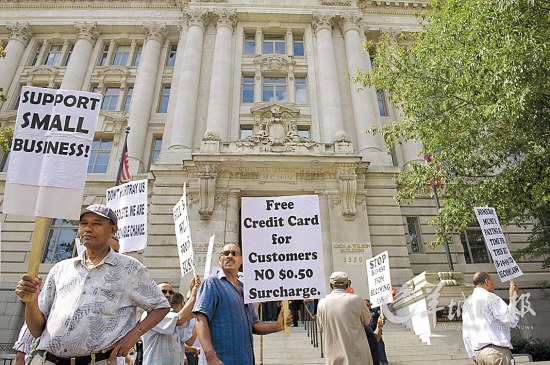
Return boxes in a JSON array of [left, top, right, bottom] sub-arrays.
[[302, 302, 323, 359]]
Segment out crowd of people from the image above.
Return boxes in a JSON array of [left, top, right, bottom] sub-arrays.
[[13, 204, 522, 365]]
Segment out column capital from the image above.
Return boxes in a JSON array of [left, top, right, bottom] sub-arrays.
[[380, 27, 402, 44], [144, 22, 168, 43], [312, 12, 336, 35], [184, 8, 210, 30], [74, 22, 99, 43], [6, 22, 32, 46], [340, 13, 362, 35], [213, 10, 237, 32]]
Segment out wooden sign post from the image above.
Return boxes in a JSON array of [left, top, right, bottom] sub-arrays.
[[23, 216, 49, 302]]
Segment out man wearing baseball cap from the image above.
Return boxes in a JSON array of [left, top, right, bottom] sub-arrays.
[[15, 204, 170, 365], [317, 271, 373, 365]]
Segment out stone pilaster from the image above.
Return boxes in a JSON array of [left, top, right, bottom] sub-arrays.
[[312, 13, 346, 143], [61, 22, 99, 91], [126, 22, 167, 172]]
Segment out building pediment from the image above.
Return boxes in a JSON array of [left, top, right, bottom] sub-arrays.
[[254, 54, 295, 72]]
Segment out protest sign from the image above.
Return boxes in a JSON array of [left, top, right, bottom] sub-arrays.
[[75, 237, 85, 256], [241, 195, 325, 303], [367, 251, 393, 308], [204, 235, 215, 278], [173, 186, 195, 277], [474, 207, 523, 282], [107, 179, 148, 253], [3, 86, 101, 220]]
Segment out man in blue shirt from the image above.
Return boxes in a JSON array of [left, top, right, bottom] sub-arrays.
[[193, 243, 291, 365]]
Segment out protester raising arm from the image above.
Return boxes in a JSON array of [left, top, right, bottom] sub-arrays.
[[177, 276, 200, 326]]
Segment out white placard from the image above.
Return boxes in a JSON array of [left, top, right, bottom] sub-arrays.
[[474, 207, 523, 282], [242, 195, 325, 303], [3, 87, 101, 219], [173, 186, 194, 277], [204, 235, 215, 278], [75, 237, 85, 256], [106, 179, 148, 253], [366, 251, 393, 308]]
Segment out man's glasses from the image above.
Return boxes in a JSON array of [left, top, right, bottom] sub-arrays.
[[221, 250, 242, 257], [161, 289, 175, 295]]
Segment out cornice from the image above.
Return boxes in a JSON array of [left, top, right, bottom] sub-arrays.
[[0, 0, 182, 9]]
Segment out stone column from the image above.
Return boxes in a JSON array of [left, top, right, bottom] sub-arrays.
[[126, 22, 167, 172], [224, 191, 241, 244], [312, 13, 346, 143], [204, 10, 236, 141], [167, 9, 209, 157], [61, 22, 99, 91], [341, 14, 386, 158], [0, 23, 32, 98]]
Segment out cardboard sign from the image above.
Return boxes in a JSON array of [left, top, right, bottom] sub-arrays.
[[474, 207, 523, 282], [241, 195, 325, 303], [367, 251, 393, 308], [106, 179, 148, 253], [173, 186, 195, 277], [3, 87, 101, 219]]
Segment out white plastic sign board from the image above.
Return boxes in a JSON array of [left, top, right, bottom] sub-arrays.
[[474, 207, 523, 282], [241, 195, 325, 303], [3, 87, 101, 219], [366, 251, 393, 308], [203, 235, 215, 278], [106, 179, 148, 253], [173, 185, 195, 277]]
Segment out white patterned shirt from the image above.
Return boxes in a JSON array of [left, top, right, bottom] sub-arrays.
[[37, 249, 170, 357]]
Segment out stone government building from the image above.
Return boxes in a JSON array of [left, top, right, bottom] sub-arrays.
[[0, 0, 548, 348]]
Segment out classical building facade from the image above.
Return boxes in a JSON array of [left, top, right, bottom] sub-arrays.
[[0, 0, 547, 347]]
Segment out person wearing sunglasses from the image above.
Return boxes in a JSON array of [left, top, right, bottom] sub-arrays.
[[193, 243, 293, 365], [141, 277, 200, 365]]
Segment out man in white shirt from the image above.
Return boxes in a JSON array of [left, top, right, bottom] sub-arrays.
[[462, 272, 520, 365]]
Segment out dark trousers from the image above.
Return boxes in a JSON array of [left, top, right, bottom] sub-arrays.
[[185, 352, 199, 365]]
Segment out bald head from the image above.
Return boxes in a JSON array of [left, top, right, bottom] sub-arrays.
[[472, 272, 495, 292]]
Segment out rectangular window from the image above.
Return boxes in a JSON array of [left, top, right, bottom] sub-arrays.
[[295, 77, 308, 104], [262, 77, 287, 102], [158, 86, 170, 113], [263, 34, 285, 55], [461, 228, 491, 264], [44, 45, 63, 66], [240, 126, 253, 139], [101, 87, 120, 111], [124, 87, 133, 113], [99, 44, 110, 66], [406, 217, 422, 253], [88, 138, 112, 173], [133, 45, 142, 66], [42, 219, 79, 264], [31, 44, 42, 65], [244, 33, 256, 55], [298, 128, 310, 139], [377, 91, 388, 116], [242, 76, 255, 103], [64, 44, 74, 66], [150, 137, 162, 166], [112, 45, 130, 66], [167, 45, 177, 66], [293, 34, 304, 56]]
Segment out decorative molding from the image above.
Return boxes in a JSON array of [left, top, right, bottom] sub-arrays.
[[144, 22, 168, 43], [74, 22, 99, 43], [336, 163, 358, 220], [185, 8, 210, 29], [253, 54, 295, 73], [0, 1, 180, 9], [213, 10, 237, 31], [312, 12, 336, 34], [321, 0, 351, 6], [6, 22, 32, 46], [340, 13, 362, 34], [197, 162, 219, 220]]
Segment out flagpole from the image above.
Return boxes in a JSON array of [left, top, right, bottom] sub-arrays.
[[116, 126, 130, 185]]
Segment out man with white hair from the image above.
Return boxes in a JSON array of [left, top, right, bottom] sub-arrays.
[[317, 271, 373, 365]]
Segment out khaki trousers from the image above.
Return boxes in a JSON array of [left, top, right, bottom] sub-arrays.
[[475, 345, 514, 365]]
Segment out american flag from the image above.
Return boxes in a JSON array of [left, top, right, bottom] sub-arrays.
[[116, 138, 131, 185]]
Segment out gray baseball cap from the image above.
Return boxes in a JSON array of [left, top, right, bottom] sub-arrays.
[[80, 204, 118, 225]]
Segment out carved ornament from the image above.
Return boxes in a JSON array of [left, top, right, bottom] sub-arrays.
[[213, 10, 237, 31], [197, 162, 219, 220], [321, 0, 351, 5], [336, 163, 358, 220], [340, 13, 362, 34], [74, 22, 99, 43], [185, 9, 210, 29], [6, 22, 32, 45], [312, 12, 336, 34], [254, 54, 295, 73], [144, 22, 168, 43]]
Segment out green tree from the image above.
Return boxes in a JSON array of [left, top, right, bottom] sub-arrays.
[[0, 44, 6, 102], [351, 0, 550, 267]]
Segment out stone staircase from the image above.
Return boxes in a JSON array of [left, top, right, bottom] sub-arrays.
[[253, 320, 534, 365]]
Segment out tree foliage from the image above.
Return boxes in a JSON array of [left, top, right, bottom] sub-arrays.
[[351, 0, 550, 267], [0, 44, 6, 102]]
